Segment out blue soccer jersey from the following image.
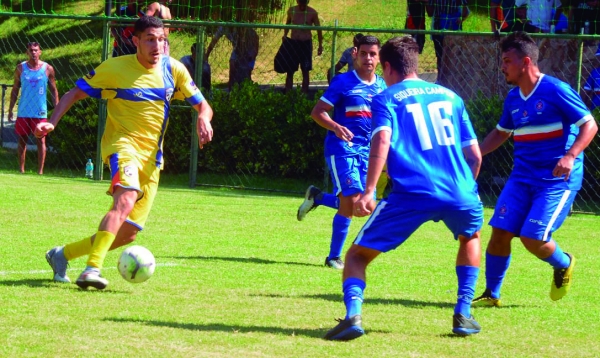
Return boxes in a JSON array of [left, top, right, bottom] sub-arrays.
[[320, 71, 386, 157], [583, 67, 600, 109], [497, 74, 593, 190], [371, 78, 480, 210]]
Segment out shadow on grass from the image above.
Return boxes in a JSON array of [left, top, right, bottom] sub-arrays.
[[0, 278, 130, 294], [158, 255, 321, 267], [0, 278, 52, 288], [252, 292, 458, 309], [104, 317, 328, 338]]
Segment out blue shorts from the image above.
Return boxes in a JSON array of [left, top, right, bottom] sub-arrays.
[[489, 179, 577, 242], [326, 152, 368, 197], [354, 199, 484, 253]]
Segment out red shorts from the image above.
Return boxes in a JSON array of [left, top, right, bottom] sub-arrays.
[[15, 117, 46, 136]]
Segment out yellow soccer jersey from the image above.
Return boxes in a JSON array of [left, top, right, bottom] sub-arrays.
[[76, 54, 205, 169]]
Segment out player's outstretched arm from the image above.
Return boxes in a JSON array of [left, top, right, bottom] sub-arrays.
[[553, 118, 598, 180], [193, 100, 214, 149], [355, 130, 390, 217], [35, 86, 88, 138], [463, 143, 482, 180], [479, 128, 510, 156]]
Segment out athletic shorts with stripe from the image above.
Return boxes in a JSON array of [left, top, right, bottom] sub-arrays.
[[489, 179, 577, 242], [106, 151, 160, 230]]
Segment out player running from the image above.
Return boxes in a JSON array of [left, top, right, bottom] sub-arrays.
[[297, 35, 386, 269]]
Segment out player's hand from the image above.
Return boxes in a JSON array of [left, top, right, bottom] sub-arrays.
[[318, 45, 323, 56], [334, 125, 354, 143], [354, 192, 376, 217], [7, 112, 14, 122], [34, 122, 54, 138], [553, 154, 575, 181], [197, 117, 213, 149]]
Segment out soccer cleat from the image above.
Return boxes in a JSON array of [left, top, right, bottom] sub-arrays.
[[325, 257, 344, 270], [452, 313, 481, 336], [324, 315, 365, 341], [45, 246, 71, 283], [472, 289, 501, 307], [550, 253, 576, 301], [76, 267, 109, 290], [297, 185, 322, 221]]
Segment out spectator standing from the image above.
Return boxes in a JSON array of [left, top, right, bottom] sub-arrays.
[[8, 42, 59, 175], [180, 43, 212, 92], [281, 0, 323, 93], [428, 0, 470, 84], [406, 0, 429, 54]]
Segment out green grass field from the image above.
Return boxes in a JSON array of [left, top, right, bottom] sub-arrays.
[[1, 173, 599, 357]]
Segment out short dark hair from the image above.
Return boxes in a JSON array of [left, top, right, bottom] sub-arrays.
[[379, 36, 419, 77], [356, 35, 380, 49], [298, 0, 309, 4], [352, 33, 364, 48], [500, 31, 539, 64], [27, 42, 40, 50], [134, 15, 164, 37]]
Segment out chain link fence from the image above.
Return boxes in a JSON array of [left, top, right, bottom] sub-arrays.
[[0, 11, 599, 212]]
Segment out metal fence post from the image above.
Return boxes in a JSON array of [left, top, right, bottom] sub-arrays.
[[189, 26, 205, 188], [94, 0, 112, 181], [329, 19, 338, 83], [576, 29, 585, 95]]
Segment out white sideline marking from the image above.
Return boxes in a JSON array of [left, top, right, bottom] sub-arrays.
[[0, 262, 179, 277]]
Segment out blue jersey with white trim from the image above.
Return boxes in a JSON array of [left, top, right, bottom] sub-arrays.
[[320, 71, 386, 156], [371, 78, 480, 210], [77, 54, 204, 168], [17, 61, 48, 118], [497, 74, 593, 190]]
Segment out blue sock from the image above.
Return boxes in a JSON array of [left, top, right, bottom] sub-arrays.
[[343, 277, 366, 319], [542, 242, 570, 269], [315, 193, 339, 209], [328, 214, 351, 260], [486, 252, 511, 299], [455, 265, 479, 317]]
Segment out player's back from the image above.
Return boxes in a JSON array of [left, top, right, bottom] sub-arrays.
[[371, 79, 479, 210]]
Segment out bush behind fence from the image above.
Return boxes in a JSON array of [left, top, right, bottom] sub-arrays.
[[0, 15, 599, 213]]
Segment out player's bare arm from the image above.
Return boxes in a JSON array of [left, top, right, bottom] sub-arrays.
[[7, 64, 23, 122], [463, 143, 482, 179], [311, 100, 354, 142], [47, 65, 60, 107], [479, 128, 511, 155], [553, 119, 598, 180], [35, 86, 88, 138], [193, 100, 214, 149], [354, 129, 390, 217]]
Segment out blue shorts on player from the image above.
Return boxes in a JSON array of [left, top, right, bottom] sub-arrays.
[[489, 179, 577, 242], [326, 149, 368, 197], [355, 199, 484, 253]]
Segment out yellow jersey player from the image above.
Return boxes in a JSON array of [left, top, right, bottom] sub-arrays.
[[37, 16, 214, 290]]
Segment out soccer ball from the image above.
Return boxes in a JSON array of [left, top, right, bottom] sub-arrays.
[[118, 245, 156, 283]]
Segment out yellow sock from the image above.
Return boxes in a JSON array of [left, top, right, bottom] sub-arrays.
[[86, 231, 116, 269], [63, 236, 93, 261]]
